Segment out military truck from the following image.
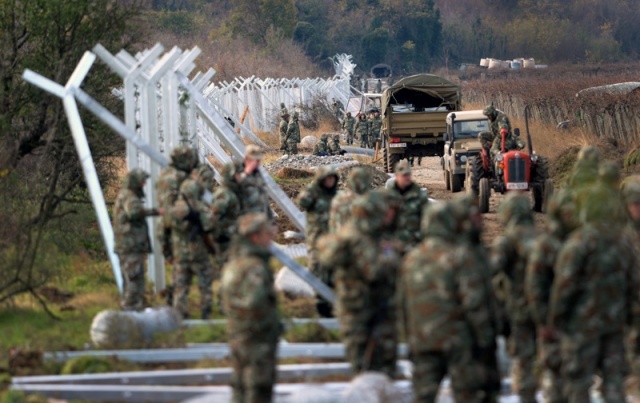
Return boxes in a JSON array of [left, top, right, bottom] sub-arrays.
[[441, 110, 487, 192], [381, 74, 461, 172]]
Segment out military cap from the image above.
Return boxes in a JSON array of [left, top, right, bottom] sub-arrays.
[[621, 175, 640, 203], [170, 145, 199, 171], [125, 168, 150, 190], [245, 145, 265, 160], [482, 104, 496, 116], [238, 212, 272, 236], [394, 159, 412, 175]]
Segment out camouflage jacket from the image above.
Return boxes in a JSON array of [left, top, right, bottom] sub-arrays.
[[342, 116, 356, 133], [312, 140, 329, 155], [525, 233, 562, 327], [491, 132, 525, 155], [318, 223, 401, 323], [491, 226, 537, 323], [168, 197, 216, 263], [156, 166, 189, 226], [221, 239, 281, 338], [390, 182, 428, 246], [328, 138, 342, 155], [368, 116, 382, 140], [286, 119, 300, 143], [329, 190, 357, 233], [489, 111, 511, 138], [297, 166, 338, 246], [402, 237, 496, 353], [279, 118, 289, 143], [354, 119, 369, 139], [113, 188, 156, 255], [549, 225, 639, 337], [211, 186, 241, 244], [239, 165, 271, 218]]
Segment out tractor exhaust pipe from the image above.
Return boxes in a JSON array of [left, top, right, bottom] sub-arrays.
[[525, 105, 534, 156]]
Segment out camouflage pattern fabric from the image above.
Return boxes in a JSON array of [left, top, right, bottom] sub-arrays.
[[312, 134, 330, 156], [389, 181, 428, 248], [279, 116, 289, 151], [549, 205, 639, 402], [402, 196, 496, 402], [113, 169, 159, 310], [480, 106, 511, 149], [491, 193, 538, 403], [280, 103, 287, 115], [317, 189, 402, 378], [156, 146, 199, 260], [194, 164, 215, 193], [286, 115, 301, 155], [368, 114, 382, 144], [342, 114, 356, 144], [567, 145, 600, 190], [222, 234, 282, 403], [328, 134, 343, 156], [354, 116, 370, 148], [238, 163, 272, 219], [332, 99, 344, 119], [329, 167, 372, 233], [490, 131, 525, 156], [297, 165, 338, 277], [168, 179, 216, 318]]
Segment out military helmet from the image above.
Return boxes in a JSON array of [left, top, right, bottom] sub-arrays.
[[346, 167, 372, 195], [180, 178, 203, 201], [320, 134, 329, 142], [238, 212, 272, 236], [394, 159, 411, 175], [315, 164, 338, 182], [621, 175, 640, 204], [170, 146, 199, 172], [498, 192, 533, 226], [482, 104, 496, 117], [125, 168, 149, 190]]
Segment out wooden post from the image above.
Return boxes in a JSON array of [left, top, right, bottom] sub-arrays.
[[236, 105, 249, 134]]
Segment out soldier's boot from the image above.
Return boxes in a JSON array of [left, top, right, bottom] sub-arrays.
[[201, 307, 212, 320], [418, 157, 422, 166]]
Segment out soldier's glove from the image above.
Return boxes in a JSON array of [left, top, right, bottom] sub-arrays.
[[538, 327, 558, 342]]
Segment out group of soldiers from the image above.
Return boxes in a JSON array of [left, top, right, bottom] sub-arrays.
[[341, 109, 382, 149], [278, 104, 301, 155]]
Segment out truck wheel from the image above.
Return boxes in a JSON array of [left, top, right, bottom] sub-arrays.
[[467, 156, 486, 195], [479, 178, 490, 213], [450, 174, 463, 193], [444, 171, 451, 191], [383, 147, 389, 173], [387, 152, 401, 173]]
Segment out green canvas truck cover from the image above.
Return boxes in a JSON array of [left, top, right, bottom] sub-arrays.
[[381, 74, 460, 115]]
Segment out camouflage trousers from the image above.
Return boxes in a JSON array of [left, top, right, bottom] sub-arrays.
[[285, 140, 298, 155], [346, 129, 354, 144], [229, 331, 278, 403], [560, 331, 626, 403], [475, 344, 501, 402], [339, 314, 397, 378], [359, 135, 369, 149], [119, 253, 146, 311], [412, 348, 489, 403], [478, 132, 495, 149], [172, 260, 214, 319], [508, 321, 537, 403], [538, 338, 563, 403]]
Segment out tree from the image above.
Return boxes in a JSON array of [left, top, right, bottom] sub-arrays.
[[229, 0, 297, 44], [0, 0, 143, 311]]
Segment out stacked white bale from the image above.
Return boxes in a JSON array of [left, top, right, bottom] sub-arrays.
[[488, 59, 502, 69], [501, 60, 511, 69], [510, 60, 522, 69], [301, 135, 318, 148], [480, 58, 489, 67], [90, 307, 182, 349], [524, 58, 536, 68]]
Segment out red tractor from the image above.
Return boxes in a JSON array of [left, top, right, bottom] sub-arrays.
[[465, 106, 553, 213]]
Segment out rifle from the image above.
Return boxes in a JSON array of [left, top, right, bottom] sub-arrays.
[[182, 194, 219, 255]]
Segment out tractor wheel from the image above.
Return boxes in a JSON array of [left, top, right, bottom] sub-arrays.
[[444, 171, 451, 191], [387, 151, 401, 173], [479, 178, 490, 213], [533, 183, 544, 212], [467, 156, 486, 195], [533, 156, 550, 183], [451, 173, 463, 193], [532, 156, 551, 212]]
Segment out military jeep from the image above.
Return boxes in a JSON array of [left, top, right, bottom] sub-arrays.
[[441, 111, 487, 192]]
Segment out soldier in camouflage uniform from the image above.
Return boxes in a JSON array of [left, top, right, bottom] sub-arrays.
[[354, 113, 370, 148], [368, 110, 382, 146], [156, 146, 199, 262], [113, 169, 161, 311], [342, 111, 356, 145], [402, 195, 496, 402], [312, 134, 330, 156], [168, 179, 216, 319], [479, 104, 511, 149], [490, 128, 525, 157], [548, 182, 639, 403], [280, 102, 287, 115], [221, 213, 282, 403], [297, 166, 339, 317], [285, 112, 301, 155], [328, 133, 345, 156], [317, 189, 402, 378], [386, 159, 429, 249], [239, 145, 272, 219], [525, 190, 578, 403], [331, 98, 344, 120], [567, 145, 600, 191], [329, 167, 372, 233], [490, 192, 538, 403], [194, 163, 215, 198], [279, 113, 290, 154]]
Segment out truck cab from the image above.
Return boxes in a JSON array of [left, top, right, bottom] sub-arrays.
[[442, 110, 487, 192]]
